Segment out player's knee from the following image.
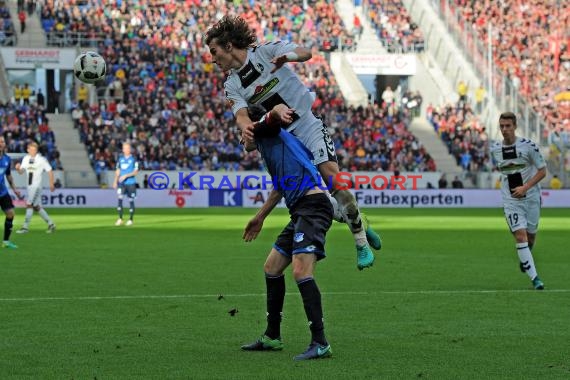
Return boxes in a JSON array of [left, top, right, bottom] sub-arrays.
[[5, 210, 14, 219], [513, 229, 527, 243], [33, 206, 41, 212], [264, 259, 284, 275], [291, 260, 312, 281]]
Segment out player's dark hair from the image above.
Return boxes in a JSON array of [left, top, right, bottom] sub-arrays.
[[205, 16, 257, 49], [499, 112, 517, 125], [247, 104, 266, 121]]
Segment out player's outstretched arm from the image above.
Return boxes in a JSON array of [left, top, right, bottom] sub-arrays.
[[270, 47, 312, 73], [243, 190, 283, 242]]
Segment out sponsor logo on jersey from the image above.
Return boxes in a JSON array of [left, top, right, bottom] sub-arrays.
[[238, 61, 261, 88], [248, 78, 280, 103], [498, 162, 526, 173]]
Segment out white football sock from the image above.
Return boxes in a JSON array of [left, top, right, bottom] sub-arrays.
[[38, 209, 53, 225], [516, 242, 538, 280], [23, 208, 33, 228]]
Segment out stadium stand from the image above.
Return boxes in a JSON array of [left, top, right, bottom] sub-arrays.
[[39, 0, 434, 176], [442, 0, 569, 139], [0, 0, 17, 46], [363, 0, 425, 53], [0, 101, 63, 169], [426, 100, 490, 173]]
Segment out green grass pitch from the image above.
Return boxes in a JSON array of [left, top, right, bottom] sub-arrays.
[[0, 208, 569, 379]]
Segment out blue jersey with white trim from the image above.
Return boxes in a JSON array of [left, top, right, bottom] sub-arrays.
[[257, 130, 321, 209], [116, 155, 138, 185], [0, 154, 11, 197]]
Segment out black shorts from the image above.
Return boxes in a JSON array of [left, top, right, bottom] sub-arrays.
[[0, 193, 14, 212], [273, 193, 333, 261], [118, 184, 137, 199]]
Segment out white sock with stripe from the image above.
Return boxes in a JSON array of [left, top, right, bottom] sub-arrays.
[[516, 242, 538, 280]]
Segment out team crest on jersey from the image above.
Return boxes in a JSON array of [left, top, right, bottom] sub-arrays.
[[249, 78, 280, 103], [256, 63, 264, 72]]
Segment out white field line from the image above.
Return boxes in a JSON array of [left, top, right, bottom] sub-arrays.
[[0, 289, 568, 302]]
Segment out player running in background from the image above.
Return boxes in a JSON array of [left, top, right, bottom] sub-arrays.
[[490, 112, 546, 290], [0, 136, 22, 248], [240, 104, 333, 361], [15, 142, 56, 234], [206, 16, 381, 271], [113, 142, 139, 226]]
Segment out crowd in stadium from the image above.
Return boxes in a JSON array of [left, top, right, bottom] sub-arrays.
[[363, 0, 425, 53], [0, 101, 63, 170], [7, 0, 563, 182], [0, 0, 16, 46], [426, 99, 490, 173], [448, 0, 569, 135], [33, 0, 434, 178]]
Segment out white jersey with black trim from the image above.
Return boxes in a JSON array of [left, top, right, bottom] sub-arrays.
[[224, 40, 318, 130], [490, 137, 546, 201], [20, 153, 52, 188]]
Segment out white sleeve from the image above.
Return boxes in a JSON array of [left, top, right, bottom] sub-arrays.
[[529, 142, 546, 169], [224, 78, 248, 116], [20, 156, 29, 170], [42, 156, 53, 172], [258, 41, 298, 60]]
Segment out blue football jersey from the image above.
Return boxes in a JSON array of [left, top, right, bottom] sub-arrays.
[[116, 155, 139, 185], [0, 154, 11, 197], [257, 130, 321, 209]]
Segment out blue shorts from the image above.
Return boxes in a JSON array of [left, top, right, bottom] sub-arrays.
[[273, 193, 333, 261], [0, 193, 14, 211], [118, 184, 137, 199]]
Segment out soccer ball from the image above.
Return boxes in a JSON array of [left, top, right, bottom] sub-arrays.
[[74, 52, 106, 84]]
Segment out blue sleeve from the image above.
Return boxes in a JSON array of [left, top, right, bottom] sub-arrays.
[[6, 157, 11, 176]]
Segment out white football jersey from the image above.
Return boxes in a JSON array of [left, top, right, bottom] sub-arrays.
[[20, 154, 52, 188], [490, 137, 546, 201], [224, 41, 318, 128]]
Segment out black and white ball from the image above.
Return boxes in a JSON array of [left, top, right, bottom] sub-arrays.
[[74, 52, 106, 84]]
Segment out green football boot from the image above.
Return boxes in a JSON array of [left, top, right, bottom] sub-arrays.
[[241, 335, 284, 351], [362, 213, 382, 250], [532, 276, 544, 290], [356, 245, 375, 270]]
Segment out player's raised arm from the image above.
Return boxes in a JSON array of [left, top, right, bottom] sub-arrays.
[[270, 47, 312, 73]]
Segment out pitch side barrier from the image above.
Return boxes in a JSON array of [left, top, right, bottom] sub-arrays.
[[13, 189, 570, 208]]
